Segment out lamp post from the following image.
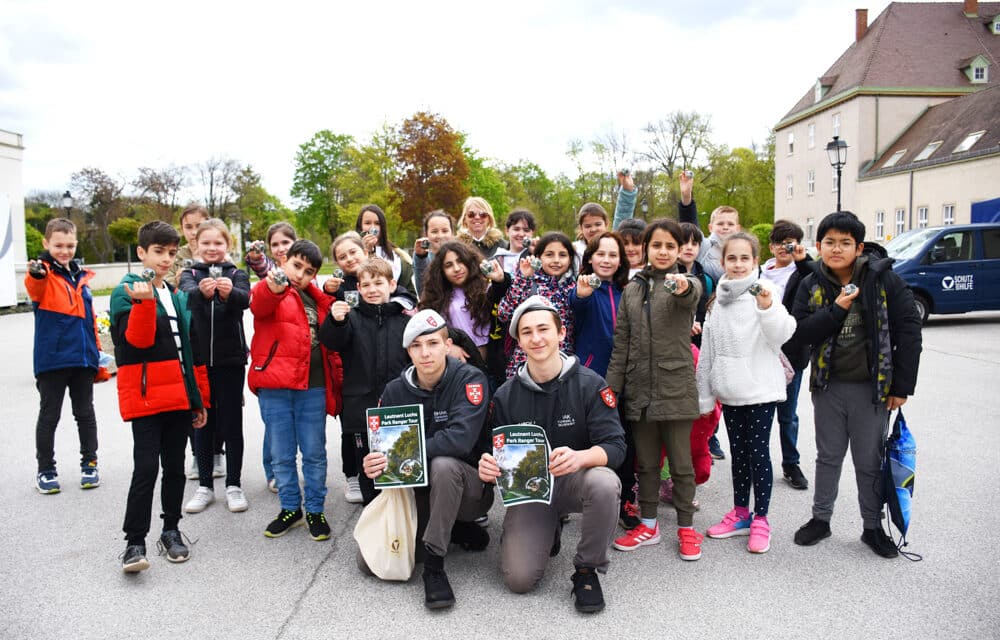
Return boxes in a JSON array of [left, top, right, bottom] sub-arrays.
[[61, 191, 73, 217], [826, 136, 848, 212], [641, 198, 649, 219]]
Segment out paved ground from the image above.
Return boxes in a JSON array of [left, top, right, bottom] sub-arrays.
[[2, 301, 998, 639]]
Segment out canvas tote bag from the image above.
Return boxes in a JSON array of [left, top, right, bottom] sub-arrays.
[[353, 488, 417, 581]]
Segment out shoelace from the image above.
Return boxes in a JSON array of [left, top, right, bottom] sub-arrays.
[[307, 513, 326, 524], [156, 531, 197, 557]]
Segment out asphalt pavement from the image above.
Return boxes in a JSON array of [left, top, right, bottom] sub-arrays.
[[1, 301, 998, 639]]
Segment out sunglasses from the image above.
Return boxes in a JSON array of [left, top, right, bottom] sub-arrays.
[[466, 211, 489, 220]]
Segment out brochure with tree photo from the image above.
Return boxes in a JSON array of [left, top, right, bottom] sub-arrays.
[[366, 404, 427, 489], [492, 423, 552, 506]]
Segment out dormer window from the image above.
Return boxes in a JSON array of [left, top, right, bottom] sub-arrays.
[[813, 75, 837, 103], [814, 80, 823, 103], [992, 15, 1000, 35], [953, 130, 985, 153], [882, 150, 906, 168], [960, 54, 990, 84], [914, 141, 942, 161]]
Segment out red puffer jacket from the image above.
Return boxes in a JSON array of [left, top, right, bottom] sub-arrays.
[[248, 280, 343, 416]]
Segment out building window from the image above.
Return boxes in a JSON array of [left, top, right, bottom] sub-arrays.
[[914, 141, 942, 161], [814, 81, 823, 103], [807, 217, 815, 242], [883, 150, 906, 168], [994, 17, 1000, 35], [875, 211, 885, 239], [918, 206, 928, 228], [895, 208, 906, 236], [787, 132, 795, 155], [831, 167, 840, 192], [972, 65, 988, 83], [954, 131, 985, 153], [807, 170, 815, 195], [832, 113, 841, 138], [808, 123, 815, 149], [786, 175, 794, 199], [943, 204, 955, 225]]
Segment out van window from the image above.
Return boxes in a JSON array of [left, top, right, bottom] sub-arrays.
[[983, 228, 1000, 259], [928, 231, 972, 263]]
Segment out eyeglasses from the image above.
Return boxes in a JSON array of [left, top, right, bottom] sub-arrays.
[[466, 211, 489, 220]]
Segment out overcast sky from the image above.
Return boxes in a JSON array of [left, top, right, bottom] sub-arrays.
[[1, 0, 904, 205]]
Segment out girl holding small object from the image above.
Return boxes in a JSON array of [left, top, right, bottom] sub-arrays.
[[179, 219, 252, 514], [696, 232, 796, 554], [245, 221, 297, 280], [324, 232, 367, 300], [355, 205, 414, 295], [496, 232, 577, 378], [412, 210, 456, 296]]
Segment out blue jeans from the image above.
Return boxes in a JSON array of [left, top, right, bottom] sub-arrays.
[[262, 424, 273, 482], [776, 368, 804, 465], [258, 388, 328, 513]]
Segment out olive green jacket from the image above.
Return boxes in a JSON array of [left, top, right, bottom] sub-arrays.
[[605, 265, 702, 422]]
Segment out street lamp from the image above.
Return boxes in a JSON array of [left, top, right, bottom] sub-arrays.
[[641, 199, 649, 218], [61, 191, 73, 217], [826, 136, 848, 212]]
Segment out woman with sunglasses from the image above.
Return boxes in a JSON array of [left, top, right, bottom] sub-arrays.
[[456, 197, 507, 260]]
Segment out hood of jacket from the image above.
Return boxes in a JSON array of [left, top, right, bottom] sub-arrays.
[[458, 227, 506, 249], [401, 356, 463, 395], [514, 353, 578, 391]]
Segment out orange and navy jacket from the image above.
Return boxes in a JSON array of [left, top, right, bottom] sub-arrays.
[[247, 279, 343, 417], [109, 273, 210, 421], [24, 252, 101, 377]]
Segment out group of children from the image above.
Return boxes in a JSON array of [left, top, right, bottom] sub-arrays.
[[26, 171, 921, 575]]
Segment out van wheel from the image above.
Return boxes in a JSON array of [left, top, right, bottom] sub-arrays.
[[913, 293, 930, 324]]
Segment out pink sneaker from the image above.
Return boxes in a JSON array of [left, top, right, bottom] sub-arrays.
[[706, 508, 753, 539], [613, 522, 661, 551], [748, 516, 771, 553]]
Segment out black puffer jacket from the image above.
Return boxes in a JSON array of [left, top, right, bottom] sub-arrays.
[[179, 261, 250, 367]]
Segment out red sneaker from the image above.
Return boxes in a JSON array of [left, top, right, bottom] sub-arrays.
[[613, 522, 661, 551], [678, 527, 704, 561]]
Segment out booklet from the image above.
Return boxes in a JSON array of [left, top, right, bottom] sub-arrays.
[[366, 404, 428, 489], [492, 423, 553, 506]]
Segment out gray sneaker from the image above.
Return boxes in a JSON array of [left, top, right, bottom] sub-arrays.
[[157, 530, 190, 563]]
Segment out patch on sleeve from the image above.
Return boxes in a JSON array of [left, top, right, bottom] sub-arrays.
[[466, 382, 484, 406], [599, 386, 617, 408]]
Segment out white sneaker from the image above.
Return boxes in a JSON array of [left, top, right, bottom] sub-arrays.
[[226, 486, 249, 512], [186, 458, 199, 480], [212, 454, 225, 478], [267, 478, 278, 494], [345, 476, 363, 503], [184, 487, 215, 513]]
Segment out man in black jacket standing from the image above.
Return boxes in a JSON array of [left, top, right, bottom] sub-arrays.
[[479, 295, 625, 613], [360, 310, 493, 609]]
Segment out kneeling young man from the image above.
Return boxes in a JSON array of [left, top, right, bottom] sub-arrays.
[[361, 310, 493, 609], [479, 295, 625, 613]]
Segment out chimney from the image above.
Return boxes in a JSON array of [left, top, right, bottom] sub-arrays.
[[964, 0, 978, 18], [856, 9, 869, 42]]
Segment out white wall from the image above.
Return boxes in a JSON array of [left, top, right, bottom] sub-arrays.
[[0, 129, 26, 307]]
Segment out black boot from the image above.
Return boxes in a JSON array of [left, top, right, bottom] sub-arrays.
[[570, 567, 605, 613], [422, 550, 455, 609], [862, 526, 899, 559], [450, 520, 490, 551]]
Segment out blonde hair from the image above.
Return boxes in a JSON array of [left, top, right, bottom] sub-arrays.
[[356, 258, 394, 281], [331, 231, 365, 260], [195, 218, 233, 248], [459, 196, 496, 230], [709, 205, 740, 224]]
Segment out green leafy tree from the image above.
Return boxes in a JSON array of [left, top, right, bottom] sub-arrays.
[[462, 140, 509, 219], [108, 217, 142, 269], [392, 112, 469, 227], [291, 130, 355, 242], [233, 165, 295, 248], [386, 425, 420, 479], [750, 223, 774, 261], [25, 225, 43, 259], [511, 446, 548, 493]]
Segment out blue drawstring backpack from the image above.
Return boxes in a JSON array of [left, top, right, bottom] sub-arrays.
[[882, 410, 921, 561]]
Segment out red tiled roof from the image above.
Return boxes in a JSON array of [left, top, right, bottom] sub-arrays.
[[865, 84, 1000, 174], [781, 2, 1000, 121]]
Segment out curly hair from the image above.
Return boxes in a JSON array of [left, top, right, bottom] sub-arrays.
[[419, 241, 493, 332], [580, 232, 630, 290]]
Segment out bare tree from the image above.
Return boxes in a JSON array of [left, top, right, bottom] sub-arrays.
[[640, 111, 713, 178], [198, 157, 240, 218], [70, 167, 126, 262], [133, 165, 187, 221]]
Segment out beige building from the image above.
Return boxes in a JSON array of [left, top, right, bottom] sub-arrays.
[[0, 128, 26, 306], [774, 1, 1000, 242]]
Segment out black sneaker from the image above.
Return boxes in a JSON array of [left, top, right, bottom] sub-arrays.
[[450, 520, 489, 551], [157, 530, 191, 563], [862, 527, 899, 559], [306, 512, 331, 541], [265, 509, 304, 538], [422, 553, 455, 609], [121, 544, 149, 573], [570, 567, 605, 613], [619, 500, 641, 530], [794, 518, 832, 546], [782, 464, 809, 490], [708, 436, 726, 460]]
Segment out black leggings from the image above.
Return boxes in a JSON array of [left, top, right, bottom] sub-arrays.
[[196, 366, 245, 488], [722, 403, 776, 517]]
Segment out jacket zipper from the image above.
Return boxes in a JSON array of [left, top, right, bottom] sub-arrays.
[[254, 340, 279, 371], [141, 361, 148, 398]]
